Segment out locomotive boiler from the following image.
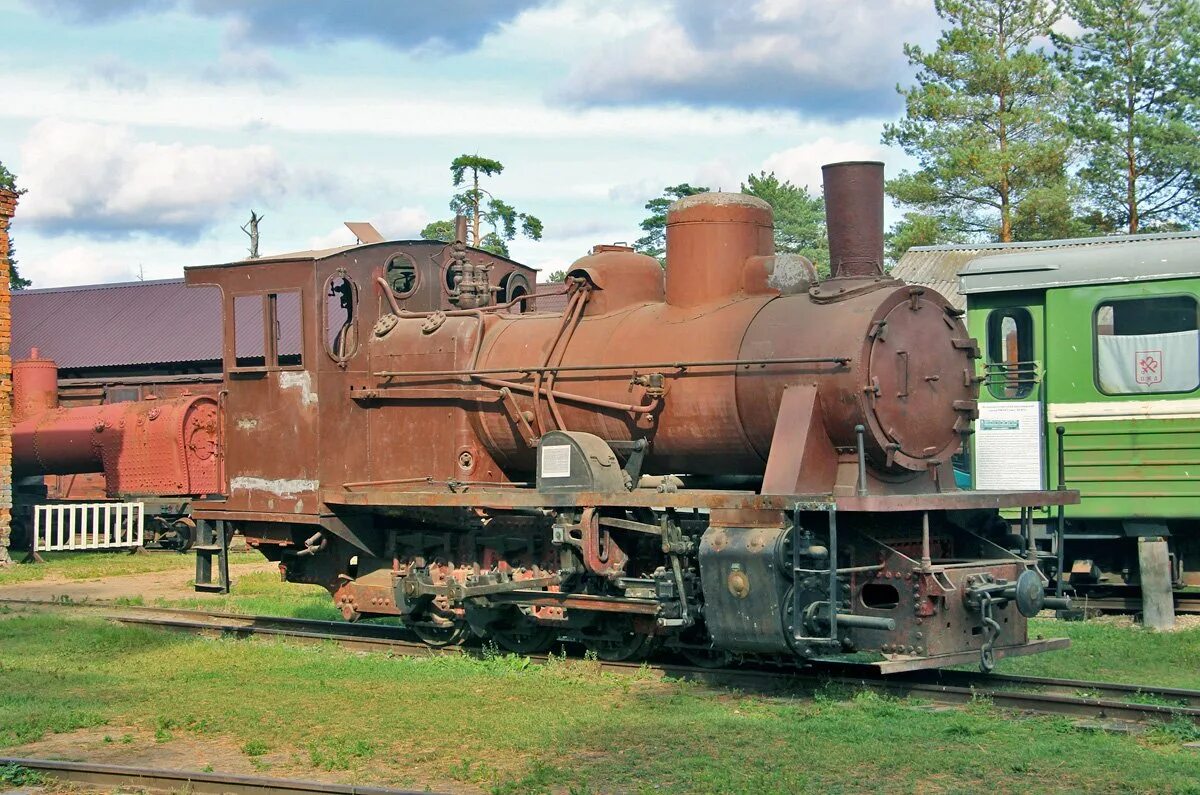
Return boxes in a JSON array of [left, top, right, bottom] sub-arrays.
[[185, 161, 1075, 672], [11, 350, 221, 550]]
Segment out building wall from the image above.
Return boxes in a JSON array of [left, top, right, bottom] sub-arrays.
[[0, 188, 17, 564]]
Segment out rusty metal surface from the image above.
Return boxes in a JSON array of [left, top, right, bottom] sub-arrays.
[[664, 191, 773, 307], [843, 637, 1071, 674], [13, 350, 59, 422], [180, 161, 1074, 671], [12, 355, 221, 498], [823, 161, 885, 278], [317, 486, 1075, 512]]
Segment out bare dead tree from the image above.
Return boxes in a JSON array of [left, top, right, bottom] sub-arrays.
[[241, 210, 264, 259]]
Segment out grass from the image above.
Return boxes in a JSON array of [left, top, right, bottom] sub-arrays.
[[152, 573, 1200, 691], [1, 613, 1199, 794], [150, 569, 350, 621], [0, 550, 261, 586], [999, 617, 1200, 690]]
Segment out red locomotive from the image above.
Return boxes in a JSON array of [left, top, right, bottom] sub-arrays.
[[179, 161, 1072, 671], [11, 349, 220, 551]]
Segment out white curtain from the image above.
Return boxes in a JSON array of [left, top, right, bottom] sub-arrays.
[[1096, 329, 1199, 394]]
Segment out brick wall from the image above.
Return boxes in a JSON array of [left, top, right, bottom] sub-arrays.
[[0, 188, 15, 564]]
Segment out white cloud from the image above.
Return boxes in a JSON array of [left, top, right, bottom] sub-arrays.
[[72, 55, 149, 92], [761, 138, 891, 192], [10, 230, 236, 288], [200, 45, 290, 86], [17, 119, 291, 240], [0, 72, 817, 140], [555, 0, 940, 119]]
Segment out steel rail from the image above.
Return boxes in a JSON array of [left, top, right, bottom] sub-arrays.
[[0, 757, 429, 794], [1068, 593, 1200, 615], [914, 668, 1200, 708], [8, 599, 1200, 728]]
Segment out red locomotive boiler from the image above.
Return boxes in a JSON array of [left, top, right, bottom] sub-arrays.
[[186, 162, 1074, 672], [11, 350, 221, 550]]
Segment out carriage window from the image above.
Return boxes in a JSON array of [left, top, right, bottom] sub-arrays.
[[105, 386, 141, 403], [233, 294, 267, 368], [1095, 295, 1199, 395], [273, 291, 303, 368], [325, 273, 359, 361], [985, 308, 1034, 399], [385, 253, 418, 298]]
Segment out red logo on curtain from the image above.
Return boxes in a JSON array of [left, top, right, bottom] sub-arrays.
[[1136, 349, 1163, 385]]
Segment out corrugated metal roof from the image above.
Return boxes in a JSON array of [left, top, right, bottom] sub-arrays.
[[13, 278, 223, 369], [961, 234, 1200, 295], [892, 231, 1200, 309], [889, 249, 989, 310]]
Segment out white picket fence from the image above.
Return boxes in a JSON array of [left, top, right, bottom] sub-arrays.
[[32, 502, 145, 552]]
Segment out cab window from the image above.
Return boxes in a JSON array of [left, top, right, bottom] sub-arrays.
[[232, 291, 303, 371], [1095, 295, 1199, 395], [985, 308, 1035, 399], [325, 273, 359, 362]]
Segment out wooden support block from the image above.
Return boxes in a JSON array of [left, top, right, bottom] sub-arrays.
[[1138, 536, 1175, 631]]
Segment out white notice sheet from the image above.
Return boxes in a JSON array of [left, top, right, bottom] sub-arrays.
[[974, 400, 1044, 491]]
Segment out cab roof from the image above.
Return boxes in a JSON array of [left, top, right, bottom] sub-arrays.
[[958, 231, 1200, 296]]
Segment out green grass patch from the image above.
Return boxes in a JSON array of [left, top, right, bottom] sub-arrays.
[[993, 617, 1200, 690], [0, 763, 47, 786], [1, 613, 1199, 793], [0, 550, 261, 586], [153, 571, 344, 620]]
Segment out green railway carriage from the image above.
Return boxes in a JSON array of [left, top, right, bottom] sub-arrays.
[[959, 232, 1200, 590]]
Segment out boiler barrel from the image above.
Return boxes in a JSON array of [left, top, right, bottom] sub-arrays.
[[13, 405, 114, 475]]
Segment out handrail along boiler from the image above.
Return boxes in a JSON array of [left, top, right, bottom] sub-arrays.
[[186, 162, 1075, 672]]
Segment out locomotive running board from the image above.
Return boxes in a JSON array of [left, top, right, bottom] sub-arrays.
[[324, 487, 1077, 512], [813, 637, 1070, 674]]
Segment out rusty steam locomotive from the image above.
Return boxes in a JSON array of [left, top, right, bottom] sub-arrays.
[[174, 161, 1072, 672]]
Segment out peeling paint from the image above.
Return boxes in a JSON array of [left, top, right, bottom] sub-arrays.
[[278, 370, 318, 406], [230, 476, 319, 497], [236, 418, 259, 431]]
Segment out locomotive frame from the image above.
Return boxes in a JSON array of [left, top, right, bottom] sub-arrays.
[[185, 163, 1075, 673]]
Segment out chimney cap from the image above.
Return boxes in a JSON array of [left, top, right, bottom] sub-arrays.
[[822, 160, 886, 169]]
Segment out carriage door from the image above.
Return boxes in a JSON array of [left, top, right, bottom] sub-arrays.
[[225, 286, 319, 515], [974, 305, 1045, 490]]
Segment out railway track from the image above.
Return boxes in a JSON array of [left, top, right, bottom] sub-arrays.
[[1069, 590, 1200, 616], [5, 598, 1199, 730], [0, 757, 427, 794]]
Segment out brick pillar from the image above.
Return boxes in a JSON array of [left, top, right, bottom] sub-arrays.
[[0, 188, 15, 564]]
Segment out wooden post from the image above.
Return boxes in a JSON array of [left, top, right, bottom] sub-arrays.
[[1138, 537, 1175, 630], [0, 188, 16, 565]]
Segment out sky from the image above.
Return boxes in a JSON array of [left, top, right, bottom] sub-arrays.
[[0, 0, 945, 288]]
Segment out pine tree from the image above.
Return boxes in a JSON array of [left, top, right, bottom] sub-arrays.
[[883, 0, 1072, 243], [1055, 0, 1200, 233], [446, 154, 543, 257], [634, 184, 709, 263], [0, 160, 31, 290], [740, 172, 828, 270]]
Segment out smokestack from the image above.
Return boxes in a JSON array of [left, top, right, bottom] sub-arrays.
[[822, 161, 885, 278], [454, 214, 468, 245]]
